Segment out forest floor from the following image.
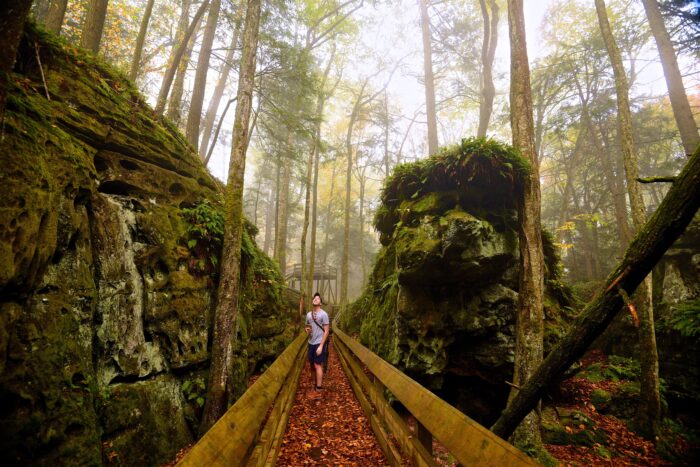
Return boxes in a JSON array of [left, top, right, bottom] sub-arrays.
[[542, 350, 695, 466]]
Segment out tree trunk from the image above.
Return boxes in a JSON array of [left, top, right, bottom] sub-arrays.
[[382, 91, 390, 176], [302, 54, 333, 301], [199, 0, 261, 434], [44, 0, 68, 34], [582, 104, 633, 251], [200, 17, 241, 159], [358, 174, 366, 283], [492, 147, 700, 440], [275, 157, 290, 274], [641, 0, 699, 156], [155, 0, 209, 116], [506, 0, 545, 451], [129, 0, 155, 82], [0, 0, 32, 118], [596, 0, 660, 440], [341, 85, 366, 307], [163, 0, 191, 118], [263, 183, 274, 256], [168, 9, 205, 125], [477, 0, 498, 138], [186, 0, 221, 151], [418, 0, 438, 155], [80, 0, 109, 53]]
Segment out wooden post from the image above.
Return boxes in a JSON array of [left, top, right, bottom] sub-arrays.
[[417, 421, 433, 455]]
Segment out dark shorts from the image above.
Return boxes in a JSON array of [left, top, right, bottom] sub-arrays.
[[308, 343, 326, 366]]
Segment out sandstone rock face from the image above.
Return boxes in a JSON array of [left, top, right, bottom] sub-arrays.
[[341, 139, 570, 425], [0, 25, 291, 465]]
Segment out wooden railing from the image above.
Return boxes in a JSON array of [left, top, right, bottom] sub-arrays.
[[177, 333, 306, 466], [333, 325, 538, 467]]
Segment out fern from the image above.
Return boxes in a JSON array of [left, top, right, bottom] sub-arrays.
[[668, 300, 700, 337]]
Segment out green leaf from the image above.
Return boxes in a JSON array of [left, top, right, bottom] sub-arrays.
[[187, 239, 197, 249]]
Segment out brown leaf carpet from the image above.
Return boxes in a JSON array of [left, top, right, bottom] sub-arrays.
[[276, 339, 389, 466]]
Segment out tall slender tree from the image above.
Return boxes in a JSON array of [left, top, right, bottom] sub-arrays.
[[301, 51, 334, 303], [641, 0, 699, 156], [80, 0, 109, 53], [200, 15, 242, 159], [186, 0, 221, 151], [44, 0, 68, 34], [477, 0, 498, 137], [506, 0, 545, 452], [595, 0, 660, 441], [200, 0, 262, 434], [155, 0, 209, 115], [129, 0, 156, 82], [418, 0, 438, 155]]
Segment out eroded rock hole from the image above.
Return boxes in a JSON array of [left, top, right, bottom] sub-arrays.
[[169, 183, 184, 196], [94, 155, 108, 172], [119, 159, 140, 171], [98, 180, 141, 196]]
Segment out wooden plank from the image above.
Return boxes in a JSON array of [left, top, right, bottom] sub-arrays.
[[337, 339, 438, 467], [249, 340, 305, 467], [177, 333, 306, 467], [333, 326, 537, 466], [261, 341, 306, 466], [335, 341, 402, 467]]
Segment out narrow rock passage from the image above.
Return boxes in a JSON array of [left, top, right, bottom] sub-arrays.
[[277, 339, 389, 466]]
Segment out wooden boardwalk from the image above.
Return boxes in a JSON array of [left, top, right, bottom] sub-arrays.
[[177, 324, 538, 467]]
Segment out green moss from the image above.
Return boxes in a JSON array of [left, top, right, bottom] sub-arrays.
[[591, 388, 612, 407], [378, 137, 530, 238]]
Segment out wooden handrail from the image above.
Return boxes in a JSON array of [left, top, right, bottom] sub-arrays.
[[333, 325, 538, 466], [177, 333, 306, 466]]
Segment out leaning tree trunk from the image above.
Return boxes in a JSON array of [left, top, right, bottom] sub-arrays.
[[596, 0, 660, 441], [641, 0, 699, 156], [155, 0, 209, 115], [44, 0, 68, 34], [129, 0, 155, 82], [492, 147, 700, 440], [506, 0, 545, 451], [80, 0, 109, 53], [477, 0, 498, 137], [418, 0, 438, 155], [186, 0, 221, 151], [0, 0, 32, 118], [199, 0, 261, 435]]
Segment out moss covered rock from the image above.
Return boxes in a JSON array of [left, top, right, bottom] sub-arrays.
[[0, 23, 291, 465], [341, 138, 572, 425]]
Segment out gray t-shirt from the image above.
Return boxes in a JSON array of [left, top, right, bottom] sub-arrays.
[[306, 309, 329, 345]]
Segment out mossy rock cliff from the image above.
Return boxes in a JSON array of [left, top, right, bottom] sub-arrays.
[[340, 138, 573, 425], [0, 23, 292, 465]]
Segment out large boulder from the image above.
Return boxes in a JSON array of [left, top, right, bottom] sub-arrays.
[[340, 138, 572, 425], [0, 23, 292, 465]]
